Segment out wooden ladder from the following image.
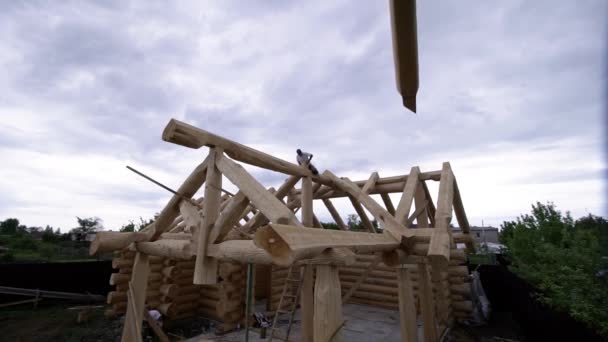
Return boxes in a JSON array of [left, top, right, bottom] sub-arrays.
[[269, 266, 304, 342]]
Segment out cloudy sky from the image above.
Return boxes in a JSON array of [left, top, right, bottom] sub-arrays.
[[0, 1, 606, 232]]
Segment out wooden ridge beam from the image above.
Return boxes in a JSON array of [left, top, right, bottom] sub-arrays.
[[163, 119, 311, 177]]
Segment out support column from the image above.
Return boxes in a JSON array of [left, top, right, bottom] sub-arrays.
[[121, 252, 150, 342], [314, 265, 343, 342], [301, 176, 314, 342], [397, 266, 418, 342], [417, 263, 437, 342]]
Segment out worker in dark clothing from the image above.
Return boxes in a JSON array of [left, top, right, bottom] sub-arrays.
[[296, 149, 319, 175]]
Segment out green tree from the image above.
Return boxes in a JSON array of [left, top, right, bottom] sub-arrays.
[[501, 202, 608, 337], [41, 226, 60, 243], [120, 217, 154, 232], [70, 217, 102, 241], [0, 218, 19, 235]]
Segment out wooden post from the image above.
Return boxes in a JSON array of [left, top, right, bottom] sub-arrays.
[[348, 195, 377, 233], [193, 148, 222, 284], [121, 253, 150, 342], [380, 193, 396, 215], [314, 265, 343, 342], [414, 183, 429, 228], [395, 166, 420, 225], [397, 265, 418, 342], [301, 176, 314, 342], [417, 263, 437, 342]]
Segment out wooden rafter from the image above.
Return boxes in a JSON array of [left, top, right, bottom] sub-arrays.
[[322, 198, 348, 231], [394, 166, 420, 225]]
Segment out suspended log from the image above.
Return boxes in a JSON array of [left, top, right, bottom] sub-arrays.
[[255, 224, 400, 266]]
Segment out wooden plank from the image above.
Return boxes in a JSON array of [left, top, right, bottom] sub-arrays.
[[341, 254, 382, 303], [361, 172, 379, 194], [397, 265, 418, 342], [193, 148, 222, 285], [394, 166, 420, 225], [417, 263, 437, 342], [216, 156, 302, 227], [348, 195, 376, 233], [314, 265, 343, 342], [322, 199, 348, 230], [121, 253, 150, 342], [162, 119, 310, 177], [380, 193, 396, 215]]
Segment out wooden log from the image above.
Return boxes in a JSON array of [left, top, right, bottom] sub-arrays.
[[418, 263, 437, 342], [162, 266, 181, 278], [314, 265, 343, 342], [428, 162, 454, 269], [348, 195, 377, 233], [207, 240, 273, 264], [112, 258, 134, 269], [452, 300, 473, 313], [341, 255, 381, 303], [135, 239, 194, 259], [162, 118, 310, 177], [211, 191, 250, 243], [121, 253, 150, 342], [90, 231, 150, 255], [322, 198, 348, 230], [394, 166, 420, 226], [361, 172, 380, 194], [151, 156, 210, 240], [300, 176, 314, 342], [254, 224, 399, 266], [397, 265, 418, 342], [380, 193, 396, 215], [414, 180, 430, 227], [193, 148, 222, 285], [453, 177, 475, 253]]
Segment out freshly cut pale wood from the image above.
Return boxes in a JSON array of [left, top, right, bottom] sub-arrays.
[[453, 178, 475, 253], [418, 263, 437, 342], [121, 253, 150, 342], [324, 171, 413, 243], [207, 240, 273, 264], [414, 181, 430, 228], [151, 156, 210, 240], [297, 247, 356, 266], [194, 148, 222, 285], [394, 166, 420, 226], [421, 181, 436, 227], [361, 172, 380, 194], [301, 176, 313, 227], [210, 191, 249, 242], [323, 199, 348, 230], [135, 240, 194, 259], [302, 264, 314, 342], [159, 232, 192, 240], [348, 195, 377, 233], [428, 231, 451, 269], [397, 265, 418, 342], [254, 224, 400, 266], [163, 119, 310, 176], [314, 265, 343, 342], [90, 231, 150, 255], [380, 193, 396, 215], [112, 258, 134, 269], [217, 156, 302, 227]]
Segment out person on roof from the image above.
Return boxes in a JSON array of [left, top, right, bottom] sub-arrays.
[[296, 149, 319, 175]]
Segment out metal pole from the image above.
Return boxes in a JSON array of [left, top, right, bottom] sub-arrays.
[[245, 263, 254, 342]]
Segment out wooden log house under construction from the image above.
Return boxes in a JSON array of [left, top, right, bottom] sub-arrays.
[[91, 118, 476, 342]]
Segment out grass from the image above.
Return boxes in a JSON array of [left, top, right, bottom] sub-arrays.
[[0, 302, 122, 342]]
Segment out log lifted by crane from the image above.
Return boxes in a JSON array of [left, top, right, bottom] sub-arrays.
[[92, 118, 476, 342]]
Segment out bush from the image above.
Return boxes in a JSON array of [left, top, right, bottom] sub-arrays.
[[500, 202, 608, 337]]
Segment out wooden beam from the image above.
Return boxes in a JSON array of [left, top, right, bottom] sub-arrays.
[[322, 199, 348, 230], [210, 191, 250, 243], [397, 264, 418, 342], [120, 253, 150, 342], [193, 148, 222, 285], [380, 193, 396, 216], [417, 263, 437, 342], [217, 156, 302, 227], [90, 231, 151, 255], [301, 175, 314, 342], [421, 181, 436, 227], [254, 224, 399, 266], [361, 172, 379, 194], [314, 265, 343, 342], [427, 162, 454, 269], [414, 182, 429, 228], [405, 199, 428, 228], [150, 156, 210, 240], [324, 171, 413, 242], [348, 195, 376, 233], [162, 119, 310, 177], [453, 177, 475, 253], [394, 166, 420, 225]]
